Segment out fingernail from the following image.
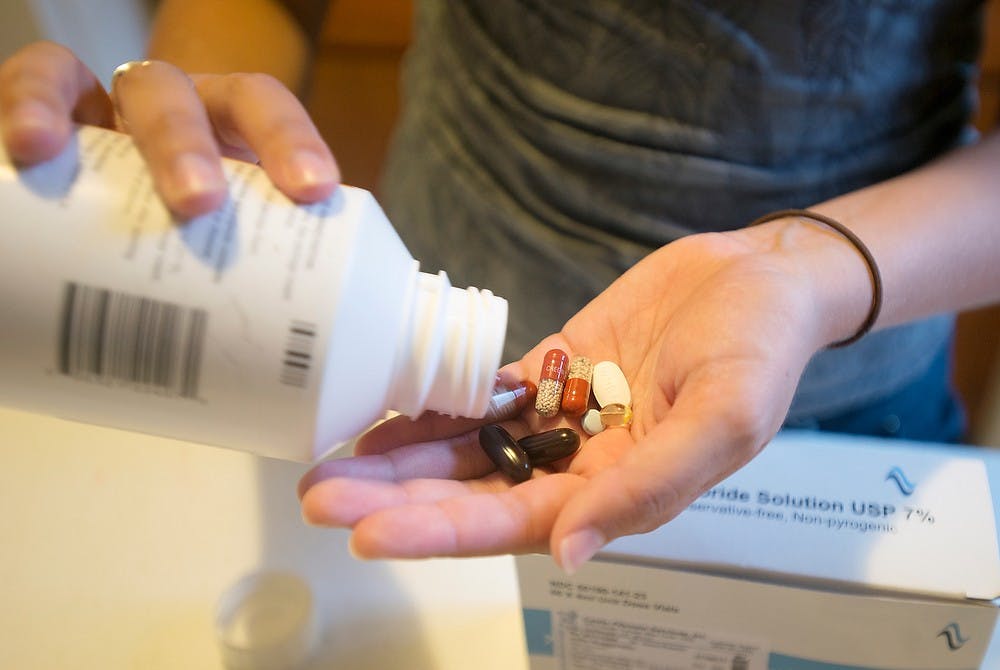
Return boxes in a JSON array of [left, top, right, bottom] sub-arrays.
[[288, 150, 336, 190], [4, 101, 57, 134], [165, 153, 227, 205], [347, 534, 366, 560], [112, 59, 152, 83], [558, 528, 605, 575], [300, 496, 323, 527]]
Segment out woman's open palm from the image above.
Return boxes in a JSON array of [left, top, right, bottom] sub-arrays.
[[299, 229, 825, 571]]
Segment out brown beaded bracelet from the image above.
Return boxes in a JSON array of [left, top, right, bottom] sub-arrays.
[[747, 208, 883, 348]]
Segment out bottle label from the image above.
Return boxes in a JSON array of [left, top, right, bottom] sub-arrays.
[[0, 126, 355, 461]]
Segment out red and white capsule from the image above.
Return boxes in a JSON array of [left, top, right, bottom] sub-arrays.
[[535, 348, 569, 418]]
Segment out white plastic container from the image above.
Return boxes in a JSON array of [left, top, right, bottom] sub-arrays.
[[0, 125, 508, 462]]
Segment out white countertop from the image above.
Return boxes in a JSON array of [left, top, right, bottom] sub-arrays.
[[2, 407, 998, 669], [0, 407, 527, 669]]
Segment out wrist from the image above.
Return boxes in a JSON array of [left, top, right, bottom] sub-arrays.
[[737, 212, 879, 351]]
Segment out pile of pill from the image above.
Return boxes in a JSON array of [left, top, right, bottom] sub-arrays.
[[475, 350, 633, 482], [533, 349, 633, 435]]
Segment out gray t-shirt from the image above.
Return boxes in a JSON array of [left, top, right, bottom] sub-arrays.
[[381, 0, 983, 420]]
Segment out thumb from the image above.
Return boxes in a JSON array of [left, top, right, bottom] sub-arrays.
[[550, 397, 773, 573]]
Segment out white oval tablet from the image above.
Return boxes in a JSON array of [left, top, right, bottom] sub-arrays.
[[581, 408, 605, 436], [592, 361, 631, 408]]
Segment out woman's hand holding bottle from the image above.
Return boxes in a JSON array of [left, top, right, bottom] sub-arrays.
[[0, 41, 338, 218]]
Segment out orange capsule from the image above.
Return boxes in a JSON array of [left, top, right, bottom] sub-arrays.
[[560, 356, 593, 417], [535, 349, 569, 418]]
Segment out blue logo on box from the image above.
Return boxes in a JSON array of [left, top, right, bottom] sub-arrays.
[[522, 608, 554, 656], [885, 466, 916, 496], [938, 622, 969, 650]]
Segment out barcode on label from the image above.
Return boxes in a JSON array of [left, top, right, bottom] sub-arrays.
[[58, 282, 208, 398], [281, 320, 316, 388]]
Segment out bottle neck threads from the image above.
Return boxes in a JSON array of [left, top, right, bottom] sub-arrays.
[[390, 270, 508, 419]]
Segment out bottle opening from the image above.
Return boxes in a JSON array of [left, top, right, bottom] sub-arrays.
[[390, 271, 507, 419]]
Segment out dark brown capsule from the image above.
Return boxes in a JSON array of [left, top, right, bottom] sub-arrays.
[[478, 424, 533, 483], [517, 428, 581, 466]]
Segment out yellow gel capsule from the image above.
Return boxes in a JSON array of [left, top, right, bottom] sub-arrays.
[[599, 403, 633, 428]]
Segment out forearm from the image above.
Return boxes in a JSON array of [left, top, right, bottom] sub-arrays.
[[746, 130, 1000, 349], [146, 0, 325, 92]]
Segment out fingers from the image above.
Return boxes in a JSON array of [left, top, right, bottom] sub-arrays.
[[110, 60, 228, 218], [0, 42, 113, 163], [108, 60, 339, 219], [301, 476, 508, 527], [195, 73, 338, 202], [349, 474, 586, 558], [550, 420, 700, 572], [297, 430, 494, 497], [549, 369, 780, 573], [1, 45, 339, 218]]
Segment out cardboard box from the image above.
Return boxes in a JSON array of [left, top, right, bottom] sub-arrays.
[[516, 431, 1000, 669]]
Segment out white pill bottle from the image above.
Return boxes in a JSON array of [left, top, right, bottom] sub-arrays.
[[0, 126, 507, 462]]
